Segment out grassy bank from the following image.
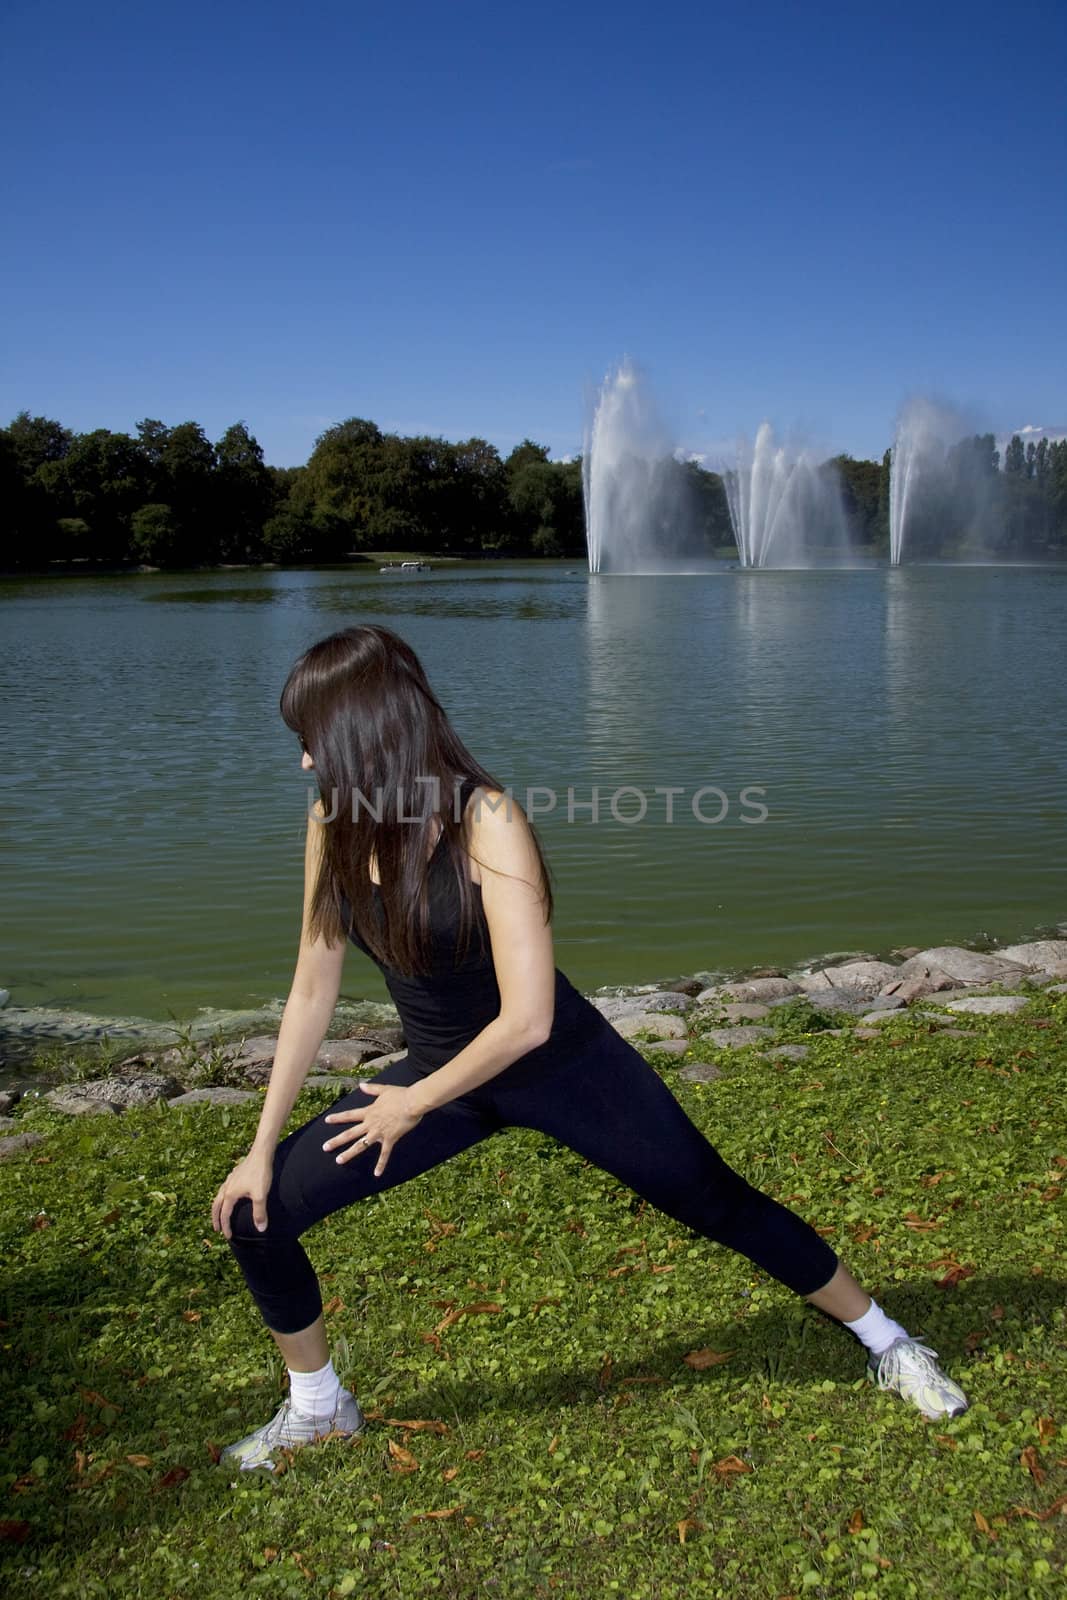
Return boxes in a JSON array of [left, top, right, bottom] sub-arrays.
[[1, 995, 1064, 1598]]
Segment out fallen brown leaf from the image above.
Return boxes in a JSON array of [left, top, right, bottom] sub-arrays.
[[433, 1301, 502, 1334], [683, 1348, 734, 1370], [408, 1507, 462, 1522], [712, 1454, 752, 1477], [78, 1388, 122, 1412], [126, 1454, 153, 1468], [847, 1507, 864, 1534], [155, 1466, 190, 1491], [381, 1418, 449, 1435], [1037, 1416, 1056, 1445], [322, 1296, 344, 1315], [387, 1439, 419, 1473], [677, 1517, 704, 1543], [1020, 1446, 1046, 1485], [181, 1310, 202, 1323]]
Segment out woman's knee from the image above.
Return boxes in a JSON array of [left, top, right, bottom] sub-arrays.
[[226, 1193, 298, 1251]]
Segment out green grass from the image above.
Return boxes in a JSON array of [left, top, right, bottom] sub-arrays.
[[1, 994, 1065, 1598]]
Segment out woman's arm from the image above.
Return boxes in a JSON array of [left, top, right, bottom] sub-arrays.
[[403, 789, 556, 1117], [250, 800, 347, 1154]]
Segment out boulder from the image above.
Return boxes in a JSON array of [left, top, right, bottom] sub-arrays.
[[695, 977, 803, 1003], [0, 1089, 22, 1115], [886, 946, 1030, 989], [713, 1003, 772, 1022], [663, 978, 705, 996], [994, 940, 1067, 970], [694, 1025, 776, 1048], [942, 995, 1031, 1016], [677, 1061, 726, 1083], [758, 1043, 811, 1061], [45, 1092, 121, 1116], [792, 961, 900, 1000], [168, 1087, 261, 1107], [46, 1073, 182, 1114], [0, 1130, 44, 1159], [878, 965, 959, 1002], [612, 1012, 689, 1041], [637, 1037, 690, 1056], [591, 992, 694, 1023]]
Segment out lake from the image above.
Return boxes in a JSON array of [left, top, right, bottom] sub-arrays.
[[2, 558, 1065, 1040]]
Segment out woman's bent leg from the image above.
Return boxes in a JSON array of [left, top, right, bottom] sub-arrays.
[[227, 1058, 500, 1333], [487, 1030, 839, 1297]]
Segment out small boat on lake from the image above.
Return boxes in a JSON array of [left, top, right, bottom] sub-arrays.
[[379, 560, 432, 572]]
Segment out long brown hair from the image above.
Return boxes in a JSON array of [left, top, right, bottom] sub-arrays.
[[279, 624, 555, 975]]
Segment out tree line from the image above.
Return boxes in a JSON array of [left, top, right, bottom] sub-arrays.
[[2, 409, 1065, 569]]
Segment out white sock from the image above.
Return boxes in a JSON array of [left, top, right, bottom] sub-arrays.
[[287, 1357, 343, 1421], [842, 1296, 911, 1356]]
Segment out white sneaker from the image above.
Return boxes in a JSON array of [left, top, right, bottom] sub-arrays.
[[866, 1337, 969, 1420], [220, 1388, 365, 1471]]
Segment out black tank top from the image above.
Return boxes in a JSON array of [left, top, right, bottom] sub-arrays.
[[337, 776, 608, 1077]]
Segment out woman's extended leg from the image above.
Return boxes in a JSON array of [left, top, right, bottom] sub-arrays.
[[484, 1030, 969, 1418], [488, 1029, 840, 1296]]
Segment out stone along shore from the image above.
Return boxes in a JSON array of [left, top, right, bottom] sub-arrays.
[[1, 937, 1065, 1158]]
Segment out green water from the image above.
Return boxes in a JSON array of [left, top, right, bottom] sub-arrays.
[[2, 559, 1065, 1028]]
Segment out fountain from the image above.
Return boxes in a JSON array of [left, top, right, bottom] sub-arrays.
[[582, 357, 690, 574], [721, 424, 851, 568], [889, 398, 992, 563], [584, 359, 855, 571]]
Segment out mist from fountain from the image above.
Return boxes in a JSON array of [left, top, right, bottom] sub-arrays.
[[582, 358, 692, 574], [889, 398, 966, 564], [721, 424, 851, 567]]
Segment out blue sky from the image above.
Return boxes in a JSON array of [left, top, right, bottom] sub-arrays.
[[2, 0, 1064, 467]]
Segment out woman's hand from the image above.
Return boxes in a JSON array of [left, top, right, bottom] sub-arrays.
[[323, 1081, 424, 1178], [211, 1147, 275, 1239]]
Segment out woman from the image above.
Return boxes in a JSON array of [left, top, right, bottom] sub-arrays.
[[211, 624, 968, 1471]]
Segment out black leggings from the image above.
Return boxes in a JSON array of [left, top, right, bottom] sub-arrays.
[[226, 1026, 839, 1334]]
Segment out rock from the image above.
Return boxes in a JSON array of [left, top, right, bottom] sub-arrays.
[[314, 1039, 392, 1071], [637, 1037, 690, 1056], [612, 1012, 689, 1041], [695, 1025, 776, 1048], [995, 940, 1067, 970], [713, 1003, 772, 1022], [942, 995, 1031, 1015], [677, 1061, 726, 1083], [338, 1024, 406, 1052], [1045, 982, 1067, 995], [46, 1092, 121, 1116], [663, 978, 705, 996], [359, 1049, 407, 1070], [304, 1075, 362, 1092], [889, 946, 1030, 989], [591, 992, 694, 1023], [168, 1087, 262, 1106], [0, 1131, 45, 1158], [46, 1073, 183, 1115], [695, 977, 803, 1003], [793, 961, 900, 1000], [878, 965, 959, 1002], [857, 1010, 907, 1026], [0, 1115, 17, 1131], [0, 1089, 22, 1114], [758, 1043, 811, 1060], [852, 1029, 883, 1041], [0, 988, 9, 1007]]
